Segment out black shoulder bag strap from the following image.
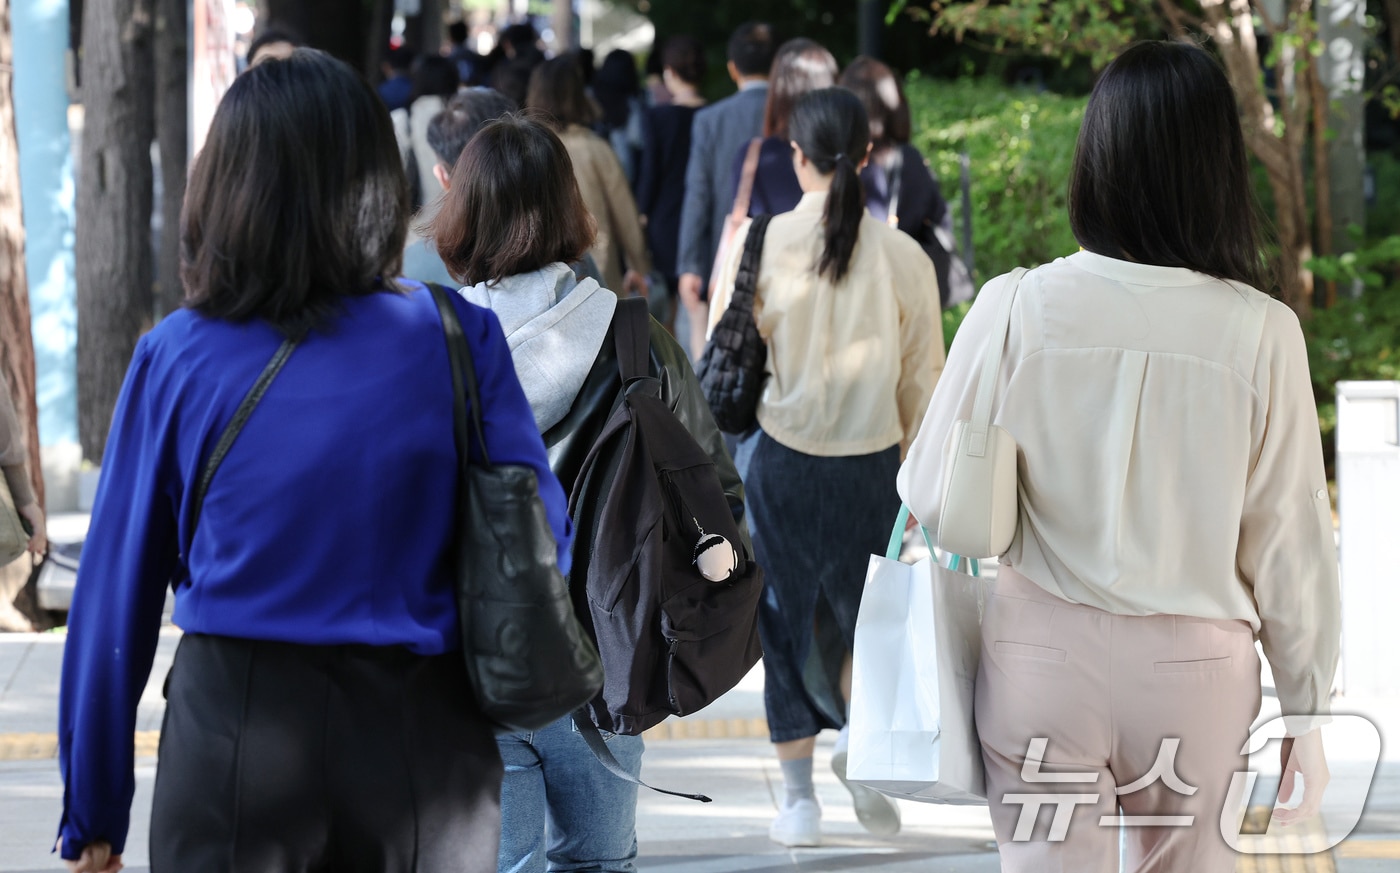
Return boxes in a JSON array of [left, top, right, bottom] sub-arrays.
[[190, 337, 299, 535], [574, 297, 713, 803], [427, 283, 490, 471], [613, 296, 651, 382]]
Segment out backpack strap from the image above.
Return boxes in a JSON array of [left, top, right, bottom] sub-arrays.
[[572, 712, 713, 803], [613, 297, 651, 382]]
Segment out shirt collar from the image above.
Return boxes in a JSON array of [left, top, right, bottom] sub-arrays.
[[795, 191, 827, 213], [1067, 250, 1217, 287], [739, 80, 769, 92]]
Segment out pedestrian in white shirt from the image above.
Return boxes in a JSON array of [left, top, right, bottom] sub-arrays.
[[898, 41, 1339, 873]]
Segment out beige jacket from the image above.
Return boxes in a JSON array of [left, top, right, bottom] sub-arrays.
[[558, 125, 651, 292], [709, 192, 944, 457], [897, 251, 1341, 724], [0, 386, 34, 508]]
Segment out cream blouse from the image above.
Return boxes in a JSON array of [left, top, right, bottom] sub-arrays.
[[708, 192, 944, 457], [898, 251, 1340, 723]]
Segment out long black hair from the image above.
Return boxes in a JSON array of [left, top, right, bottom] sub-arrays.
[[789, 87, 870, 283], [1068, 40, 1272, 290], [182, 48, 409, 338]]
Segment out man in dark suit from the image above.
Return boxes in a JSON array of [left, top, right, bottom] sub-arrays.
[[675, 22, 777, 358]]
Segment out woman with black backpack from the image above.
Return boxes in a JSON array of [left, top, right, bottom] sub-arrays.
[[707, 87, 945, 847], [428, 113, 747, 873]]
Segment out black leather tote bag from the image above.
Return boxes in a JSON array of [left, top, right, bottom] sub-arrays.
[[429, 284, 604, 734]]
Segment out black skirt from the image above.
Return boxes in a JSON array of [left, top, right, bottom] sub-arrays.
[[150, 634, 502, 872]]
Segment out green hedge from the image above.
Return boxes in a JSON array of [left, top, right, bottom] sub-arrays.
[[904, 74, 1086, 287]]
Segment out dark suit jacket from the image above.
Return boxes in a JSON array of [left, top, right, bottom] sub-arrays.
[[676, 85, 768, 282]]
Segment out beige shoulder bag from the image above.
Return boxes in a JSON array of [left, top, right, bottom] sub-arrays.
[[935, 268, 1027, 559]]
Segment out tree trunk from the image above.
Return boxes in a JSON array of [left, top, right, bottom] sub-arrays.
[[76, 0, 155, 463], [154, 0, 187, 319], [0, 0, 44, 510], [1194, 0, 1314, 314]]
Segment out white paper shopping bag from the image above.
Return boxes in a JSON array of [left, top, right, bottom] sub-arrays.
[[847, 505, 989, 805]]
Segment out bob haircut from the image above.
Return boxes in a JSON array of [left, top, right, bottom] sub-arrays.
[[428, 113, 596, 286], [1069, 40, 1271, 290], [526, 55, 600, 130], [763, 38, 838, 139], [182, 48, 409, 338], [839, 56, 911, 151]]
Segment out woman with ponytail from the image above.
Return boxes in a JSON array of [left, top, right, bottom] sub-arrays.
[[707, 87, 945, 848]]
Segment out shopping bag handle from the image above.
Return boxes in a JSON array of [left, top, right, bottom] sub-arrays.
[[887, 505, 980, 576]]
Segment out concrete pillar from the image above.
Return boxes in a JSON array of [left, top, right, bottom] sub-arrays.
[[13, 0, 80, 510]]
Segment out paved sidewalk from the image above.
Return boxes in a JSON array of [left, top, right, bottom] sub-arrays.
[[2, 631, 1398, 872]]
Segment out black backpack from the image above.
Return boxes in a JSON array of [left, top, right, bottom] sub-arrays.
[[565, 300, 763, 797]]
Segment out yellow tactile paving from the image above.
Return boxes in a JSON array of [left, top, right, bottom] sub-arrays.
[[0, 721, 762, 760], [0, 731, 160, 761], [1338, 840, 1400, 859], [1234, 806, 1337, 872]]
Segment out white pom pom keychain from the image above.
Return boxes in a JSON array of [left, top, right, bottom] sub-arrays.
[[690, 518, 738, 583]]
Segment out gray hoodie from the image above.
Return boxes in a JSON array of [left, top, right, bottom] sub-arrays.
[[460, 262, 618, 432]]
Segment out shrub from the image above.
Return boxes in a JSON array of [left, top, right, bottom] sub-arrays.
[[904, 75, 1086, 287]]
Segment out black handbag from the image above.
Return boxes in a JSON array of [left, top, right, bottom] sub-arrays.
[[695, 215, 773, 434], [428, 284, 605, 734]]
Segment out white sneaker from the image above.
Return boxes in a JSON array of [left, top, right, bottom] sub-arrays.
[[769, 796, 822, 847], [832, 726, 902, 837]]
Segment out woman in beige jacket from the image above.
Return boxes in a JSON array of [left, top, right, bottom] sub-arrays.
[[0, 384, 45, 556], [527, 57, 650, 297], [898, 42, 1338, 873]]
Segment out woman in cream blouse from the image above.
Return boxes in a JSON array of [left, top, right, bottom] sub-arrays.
[[898, 42, 1339, 873], [709, 88, 944, 848]]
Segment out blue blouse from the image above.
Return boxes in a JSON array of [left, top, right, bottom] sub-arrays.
[[56, 282, 572, 859]]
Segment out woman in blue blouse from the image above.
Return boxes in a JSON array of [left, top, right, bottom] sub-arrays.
[[56, 49, 571, 873]]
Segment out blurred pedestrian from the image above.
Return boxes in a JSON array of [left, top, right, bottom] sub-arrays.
[[401, 87, 517, 286], [675, 21, 776, 358], [528, 56, 651, 296], [707, 88, 943, 847], [378, 44, 417, 112], [446, 19, 485, 86], [899, 41, 1338, 872], [723, 38, 838, 220], [592, 49, 647, 186], [56, 49, 570, 873], [429, 111, 745, 873], [0, 386, 45, 558], [245, 26, 301, 68], [392, 55, 461, 208], [840, 57, 957, 306], [636, 35, 707, 331]]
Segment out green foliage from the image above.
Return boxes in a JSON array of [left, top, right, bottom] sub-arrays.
[[905, 75, 1085, 286], [1303, 279, 1400, 446], [929, 0, 1160, 69], [1308, 229, 1400, 290], [943, 300, 972, 352]]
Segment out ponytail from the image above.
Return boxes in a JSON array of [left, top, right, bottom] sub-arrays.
[[819, 153, 865, 282], [789, 88, 871, 283]]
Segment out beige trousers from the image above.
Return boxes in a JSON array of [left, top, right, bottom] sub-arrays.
[[976, 568, 1261, 873]]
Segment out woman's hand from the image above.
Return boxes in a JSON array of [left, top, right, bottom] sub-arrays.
[[18, 501, 46, 556], [622, 270, 650, 299], [60, 840, 122, 873], [1273, 729, 1329, 826]]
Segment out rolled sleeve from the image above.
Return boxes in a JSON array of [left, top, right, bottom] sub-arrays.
[[1238, 302, 1340, 728]]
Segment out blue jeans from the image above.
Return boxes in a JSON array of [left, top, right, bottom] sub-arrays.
[[497, 715, 644, 873]]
